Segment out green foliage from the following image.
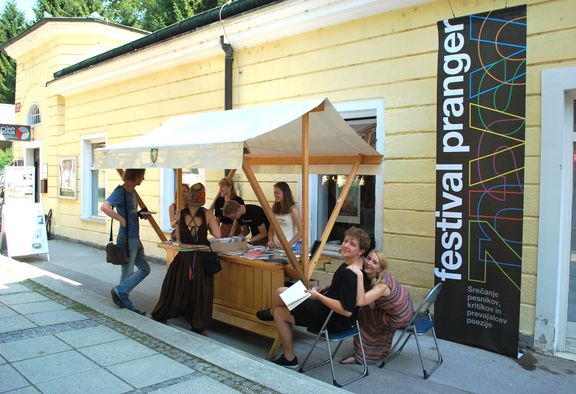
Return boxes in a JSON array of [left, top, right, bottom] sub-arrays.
[[32, 0, 105, 20], [0, 0, 233, 102], [104, 0, 147, 29], [0, 0, 28, 104], [141, 0, 229, 32], [0, 148, 14, 171]]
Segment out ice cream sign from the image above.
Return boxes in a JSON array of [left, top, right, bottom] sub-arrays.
[[0, 124, 31, 141]]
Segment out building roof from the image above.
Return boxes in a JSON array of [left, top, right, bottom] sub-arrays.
[[52, 0, 281, 80], [0, 17, 148, 53]]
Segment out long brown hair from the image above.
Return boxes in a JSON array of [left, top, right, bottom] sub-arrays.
[[272, 181, 295, 215], [218, 177, 238, 199]]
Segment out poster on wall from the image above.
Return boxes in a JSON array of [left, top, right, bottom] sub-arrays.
[[434, 5, 526, 357], [59, 157, 77, 199], [336, 175, 361, 224]]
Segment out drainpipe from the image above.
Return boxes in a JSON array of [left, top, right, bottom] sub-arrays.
[[220, 36, 234, 110]]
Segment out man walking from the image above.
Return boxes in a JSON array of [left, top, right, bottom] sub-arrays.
[[101, 169, 151, 315]]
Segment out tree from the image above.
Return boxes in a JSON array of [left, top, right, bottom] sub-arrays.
[[0, 0, 28, 104], [104, 0, 147, 30], [0, 148, 14, 171], [32, 0, 106, 20], [141, 0, 229, 32]]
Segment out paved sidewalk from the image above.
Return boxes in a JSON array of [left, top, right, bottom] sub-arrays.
[[0, 256, 342, 393], [2, 239, 576, 393]]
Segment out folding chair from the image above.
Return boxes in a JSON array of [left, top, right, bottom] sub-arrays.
[[299, 310, 369, 387], [380, 282, 443, 379]]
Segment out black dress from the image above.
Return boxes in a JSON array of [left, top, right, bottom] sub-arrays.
[[152, 207, 214, 332]]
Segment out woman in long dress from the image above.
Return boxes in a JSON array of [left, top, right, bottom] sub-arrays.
[[152, 183, 221, 334], [342, 250, 413, 364]]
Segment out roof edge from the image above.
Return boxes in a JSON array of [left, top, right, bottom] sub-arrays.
[[52, 0, 281, 80], [0, 17, 148, 53]]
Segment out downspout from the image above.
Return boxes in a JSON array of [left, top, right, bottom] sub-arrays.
[[220, 35, 234, 110]]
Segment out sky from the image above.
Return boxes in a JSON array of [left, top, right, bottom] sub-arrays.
[[0, 0, 36, 22]]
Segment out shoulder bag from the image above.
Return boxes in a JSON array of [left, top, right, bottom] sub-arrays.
[[201, 242, 222, 275], [106, 187, 129, 265], [189, 208, 222, 275]]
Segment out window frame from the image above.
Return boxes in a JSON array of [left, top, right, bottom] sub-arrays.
[[308, 99, 385, 255], [27, 103, 41, 125], [80, 133, 107, 222]]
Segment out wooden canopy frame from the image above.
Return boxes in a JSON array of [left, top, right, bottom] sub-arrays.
[[138, 101, 382, 287]]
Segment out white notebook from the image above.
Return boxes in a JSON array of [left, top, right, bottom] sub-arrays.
[[280, 280, 311, 311]]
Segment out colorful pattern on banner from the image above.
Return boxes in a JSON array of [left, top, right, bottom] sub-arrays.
[[434, 5, 526, 357]]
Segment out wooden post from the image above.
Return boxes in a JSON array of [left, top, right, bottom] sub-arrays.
[[176, 169, 183, 211], [208, 169, 237, 211], [301, 113, 310, 277], [306, 157, 362, 278], [116, 169, 167, 242], [242, 162, 310, 288]]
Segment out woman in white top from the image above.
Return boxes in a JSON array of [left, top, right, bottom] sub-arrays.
[[267, 181, 302, 248]]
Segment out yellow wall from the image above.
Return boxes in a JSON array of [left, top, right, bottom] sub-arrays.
[[12, 0, 576, 337]]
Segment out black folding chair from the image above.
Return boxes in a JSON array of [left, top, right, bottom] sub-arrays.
[[299, 310, 369, 387], [380, 282, 443, 379]]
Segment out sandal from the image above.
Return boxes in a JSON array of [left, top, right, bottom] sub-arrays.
[[256, 308, 274, 321], [339, 355, 359, 365]]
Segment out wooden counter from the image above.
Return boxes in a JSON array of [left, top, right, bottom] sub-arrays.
[[157, 243, 328, 357], [213, 255, 285, 340]]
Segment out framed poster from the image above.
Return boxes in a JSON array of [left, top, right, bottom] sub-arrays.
[[336, 176, 361, 224], [59, 157, 77, 199]]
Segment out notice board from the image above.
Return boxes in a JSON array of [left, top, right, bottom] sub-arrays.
[[1, 166, 49, 259]]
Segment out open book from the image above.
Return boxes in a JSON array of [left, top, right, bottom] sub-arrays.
[[279, 280, 311, 311]]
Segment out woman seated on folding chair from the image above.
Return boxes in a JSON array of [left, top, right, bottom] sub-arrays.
[[256, 227, 371, 369], [341, 250, 414, 365]]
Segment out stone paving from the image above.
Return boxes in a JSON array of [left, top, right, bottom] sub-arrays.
[[0, 279, 282, 393], [4, 240, 576, 394]]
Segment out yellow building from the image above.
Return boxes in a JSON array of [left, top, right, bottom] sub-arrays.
[[2, 0, 576, 358]]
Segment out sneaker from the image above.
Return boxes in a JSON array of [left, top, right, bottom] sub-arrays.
[[272, 354, 299, 369], [111, 288, 124, 308], [256, 308, 274, 321]]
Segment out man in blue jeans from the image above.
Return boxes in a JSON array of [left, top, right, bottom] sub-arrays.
[[101, 169, 151, 315]]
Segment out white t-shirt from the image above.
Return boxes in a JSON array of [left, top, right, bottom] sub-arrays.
[[274, 210, 295, 245]]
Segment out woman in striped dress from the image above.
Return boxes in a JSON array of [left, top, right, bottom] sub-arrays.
[[341, 250, 413, 365]]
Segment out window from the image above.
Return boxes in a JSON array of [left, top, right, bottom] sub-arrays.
[[27, 103, 41, 125], [311, 100, 384, 255], [81, 135, 106, 220], [160, 168, 205, 231]]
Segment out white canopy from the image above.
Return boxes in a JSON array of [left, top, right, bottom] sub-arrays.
[[94, 98, 382, 174]]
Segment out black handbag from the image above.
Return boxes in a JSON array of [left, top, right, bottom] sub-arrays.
[[106, 188, 129, 265], [201, 245, 222, 275]]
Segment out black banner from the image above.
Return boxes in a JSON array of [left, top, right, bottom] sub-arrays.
[[434, 5, 526, 357]]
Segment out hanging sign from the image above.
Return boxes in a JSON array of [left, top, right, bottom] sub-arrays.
[[434, 5, 526, 357], [0, 123, 31, 141]]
